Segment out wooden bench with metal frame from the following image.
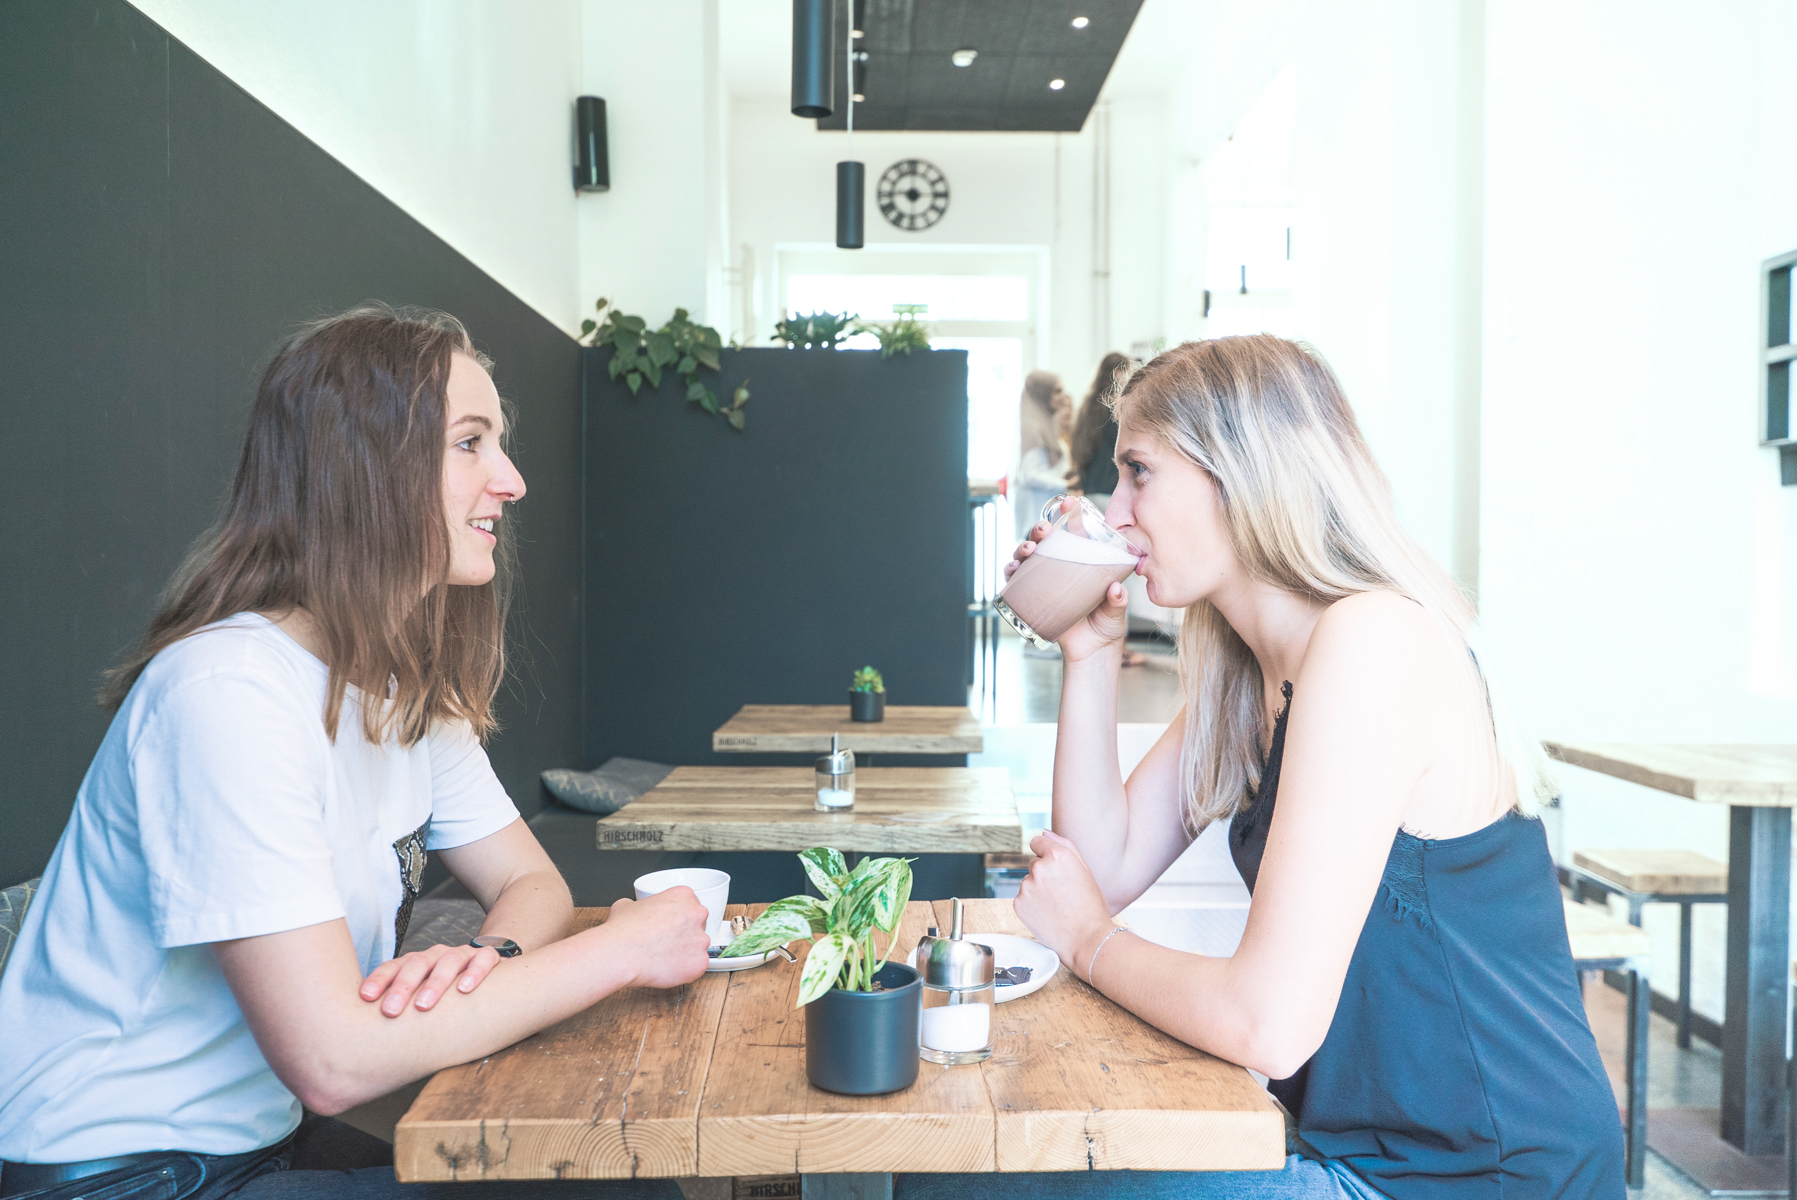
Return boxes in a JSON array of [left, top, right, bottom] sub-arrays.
[[1565, 896, 1652, 1189]]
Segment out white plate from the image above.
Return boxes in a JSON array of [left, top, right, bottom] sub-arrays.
[[706, 947, 787, 972], [909, 932, 1060, 1002]]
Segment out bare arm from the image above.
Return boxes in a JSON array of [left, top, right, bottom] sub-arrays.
[[214, 887, 711, 1115], [1017, 593, 1444, 1077], [355, 819, 574, 1016], [1011, 503, 1191, 908]]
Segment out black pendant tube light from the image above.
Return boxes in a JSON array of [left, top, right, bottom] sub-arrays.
[[791, 0, 835, 118], [836, 161, 864, 248], [835, 0, 864, 249]]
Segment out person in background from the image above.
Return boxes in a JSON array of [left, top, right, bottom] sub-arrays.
[[1013, 369, 1073, 542], [0, 305, 711, 1200], [1067, 352, 1146, 667], [1068, 352, 1130, 509]]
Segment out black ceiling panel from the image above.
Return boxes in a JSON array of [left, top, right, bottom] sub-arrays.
[[816, 0, 1143, 133]]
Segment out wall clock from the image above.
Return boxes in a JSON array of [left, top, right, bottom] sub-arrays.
[[877, 159, 950, 231]]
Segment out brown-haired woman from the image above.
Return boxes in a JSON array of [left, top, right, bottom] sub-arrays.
[[0, 306, 710, 1200], [1068, 351, 1130, 506]]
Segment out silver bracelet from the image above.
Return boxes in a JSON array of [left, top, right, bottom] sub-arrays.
[[1086, 926, 1127, 987]]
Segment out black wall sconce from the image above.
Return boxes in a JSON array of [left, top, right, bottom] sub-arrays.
[[574, 96, 609, 193]]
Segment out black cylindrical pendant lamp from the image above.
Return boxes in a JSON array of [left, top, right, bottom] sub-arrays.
[[836, 160, 864, 249], [791, 0, 836, 117], [574, 96, 609, 192]]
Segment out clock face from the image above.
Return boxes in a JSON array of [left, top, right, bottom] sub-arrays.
[[877, 159, 950, 232]]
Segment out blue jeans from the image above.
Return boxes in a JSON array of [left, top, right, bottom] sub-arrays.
[[0, 1114, 686, 1200], [895, 1156, 1387, 1200]]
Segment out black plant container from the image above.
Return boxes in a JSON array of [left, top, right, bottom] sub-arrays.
[[804, 962, 921, 1095], [849, 690, 885, 722]]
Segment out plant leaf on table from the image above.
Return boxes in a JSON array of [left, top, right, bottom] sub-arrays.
[[799, 931, 853, 1006], [800, 847, 848, 896]]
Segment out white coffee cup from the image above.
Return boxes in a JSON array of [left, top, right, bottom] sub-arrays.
[[634, 867, 731, 946]]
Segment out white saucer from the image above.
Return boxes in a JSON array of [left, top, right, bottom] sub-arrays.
[[908, 932, 1059, 1002], [706, 946, 787, 972]]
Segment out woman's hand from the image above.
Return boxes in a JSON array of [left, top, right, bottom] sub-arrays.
[[600, 888, 713, 989], [360, 942, 502, 1016], [1003, 499, 1131, 664], [1013, 830, 1117, 980]]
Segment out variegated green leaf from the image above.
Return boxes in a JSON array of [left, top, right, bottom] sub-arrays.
[[760, 894, 831, 935], [871, 861, 913, 934], [720, 908, 810, 956], [799, 848, 847, 897], [798, 931, 852, 1006]]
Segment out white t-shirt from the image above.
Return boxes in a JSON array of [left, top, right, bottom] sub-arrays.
[[0, 614, 519, 1162]]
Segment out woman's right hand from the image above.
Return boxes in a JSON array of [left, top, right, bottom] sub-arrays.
[[1003, 500, 1131, 664], [602, 889, 712, 989]]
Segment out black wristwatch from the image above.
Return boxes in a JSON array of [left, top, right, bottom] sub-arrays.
[[469, 934, 522, 958]]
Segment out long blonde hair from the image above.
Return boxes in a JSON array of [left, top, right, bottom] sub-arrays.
[[1111, 335, 1552, 830]]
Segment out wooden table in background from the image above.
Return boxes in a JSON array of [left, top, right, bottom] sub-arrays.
[[394, 899, 1284, 1183], [594, 767, 1022, 854], [1547, 741, 1797, 1193], [713, 705, 984, 755]]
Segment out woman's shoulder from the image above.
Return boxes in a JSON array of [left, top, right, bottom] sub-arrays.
[[1305, 590, 1468, 690], [135, 613, 322, 701]]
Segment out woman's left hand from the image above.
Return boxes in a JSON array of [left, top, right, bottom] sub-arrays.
[[359, 942, 503, 1016], [1013, 830, 1116, 978]]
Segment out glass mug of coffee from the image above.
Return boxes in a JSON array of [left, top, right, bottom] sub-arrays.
[[993, 496, 1142, 650]]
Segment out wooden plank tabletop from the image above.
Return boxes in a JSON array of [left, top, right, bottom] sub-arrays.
[[395, 900, 1283, 1181], [1544, 742, 1797, 807], [713, 705, 984, 754], [595, 767, 1022, 854]]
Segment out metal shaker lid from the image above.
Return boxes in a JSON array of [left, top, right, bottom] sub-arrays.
[[918, 898, 993, 989], [816, 732, 855, 776]]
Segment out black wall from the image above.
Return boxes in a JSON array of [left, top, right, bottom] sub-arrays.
[[1, 0, 585, 886], [584, 347, 970, 767]]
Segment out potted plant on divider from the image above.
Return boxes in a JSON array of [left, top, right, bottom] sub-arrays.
[[849, 665, 885, 723], [720, 848, 919, 1095]]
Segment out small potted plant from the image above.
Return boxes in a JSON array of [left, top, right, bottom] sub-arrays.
[[721, 848, 919, 1095], [849, 666, 885, 723]]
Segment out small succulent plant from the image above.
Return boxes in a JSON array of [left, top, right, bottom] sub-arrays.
[[774, 311, 857, 350], [851, 666, 884, 693]]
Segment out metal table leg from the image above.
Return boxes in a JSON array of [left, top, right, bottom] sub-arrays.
[[1722, 805, 1791, 1156]]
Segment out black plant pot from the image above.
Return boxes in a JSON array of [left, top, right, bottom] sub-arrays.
[[804, 962, 921, 1095], [849, 690, 885, 722]]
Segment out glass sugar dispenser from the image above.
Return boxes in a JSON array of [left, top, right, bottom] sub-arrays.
[[815, 732, 855, 812], [917, 898, 995, 1065]]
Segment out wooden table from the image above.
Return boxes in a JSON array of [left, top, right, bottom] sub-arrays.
[[713, 705, 984, 755], [595, 767, 1022, 854], [395, 899, 1284, 1183], [1547, 742, 1797, 1183]]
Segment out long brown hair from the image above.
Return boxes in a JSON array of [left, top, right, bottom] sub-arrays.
[[1070, 351, 1130, 475], [1112, 335, 1550, 829], [100, 303, 512, 747]]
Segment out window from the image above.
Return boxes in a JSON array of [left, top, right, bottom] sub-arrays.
[[1763, 250, 1795, 485]]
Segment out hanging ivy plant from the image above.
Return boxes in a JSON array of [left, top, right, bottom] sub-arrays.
[[580, 299, 749, 430]]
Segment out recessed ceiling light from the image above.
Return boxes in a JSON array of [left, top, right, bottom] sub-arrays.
[[951, 48, 978, 67], [1071, 16, 1090, 29], [1048, 78, 1066, 90]]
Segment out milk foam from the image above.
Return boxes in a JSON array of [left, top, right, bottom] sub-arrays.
[[1031, 528, 1139, 567]]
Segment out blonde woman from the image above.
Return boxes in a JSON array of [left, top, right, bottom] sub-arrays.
[[1012, 369, 1073, 541], [908, 336, 1622, 1198]]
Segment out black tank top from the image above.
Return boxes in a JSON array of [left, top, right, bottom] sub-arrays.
[[1229, 683, 1624, 1198]]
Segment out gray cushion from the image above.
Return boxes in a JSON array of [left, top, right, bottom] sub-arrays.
[[0, 877, 41, 981], [541, 756, 673, 815], [398, 898, 488, 956]]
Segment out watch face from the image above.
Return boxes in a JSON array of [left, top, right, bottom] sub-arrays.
[[471, 935, 522, 957], [877, 159, 949, 232]]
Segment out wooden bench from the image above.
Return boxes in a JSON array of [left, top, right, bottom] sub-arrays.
[[1569, 848, 1726, 1048], [1565, 896, 1652, 1188]]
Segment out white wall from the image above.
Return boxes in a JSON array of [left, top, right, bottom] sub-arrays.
[[1479, 0, 1797, 1022], [130, 0, 586, 332]]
